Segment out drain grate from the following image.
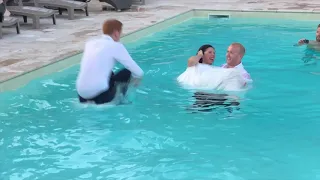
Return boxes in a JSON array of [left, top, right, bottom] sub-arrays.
[[208, 14, 230, 19]]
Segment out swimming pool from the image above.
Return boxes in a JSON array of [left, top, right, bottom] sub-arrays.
[[1, 12, 320, 179]]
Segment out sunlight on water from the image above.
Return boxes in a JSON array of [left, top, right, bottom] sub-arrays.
[[1, 17, 320, 180]]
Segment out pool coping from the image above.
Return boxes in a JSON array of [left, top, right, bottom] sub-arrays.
[[1, 9, 320, 92]]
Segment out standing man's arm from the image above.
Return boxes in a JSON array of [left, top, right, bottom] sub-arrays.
[[187, 50, 203, 67], [242, 72, 252, 87]]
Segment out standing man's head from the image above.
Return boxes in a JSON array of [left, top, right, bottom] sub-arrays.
[[226, 42, 245, 67], [316, 24, 320, 42], [103, 19, 123, 42]]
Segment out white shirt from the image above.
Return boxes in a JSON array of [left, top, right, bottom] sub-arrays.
[[76, 35, 144, 99], [221, 62, 251, 81]]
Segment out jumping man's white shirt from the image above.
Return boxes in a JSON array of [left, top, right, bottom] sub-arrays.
[[76, 35, 144, 99]]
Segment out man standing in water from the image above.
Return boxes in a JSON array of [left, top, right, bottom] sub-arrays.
[[221, 42, 251, 83], [191, 42, 251, 112], [76, 19, 144, 105]]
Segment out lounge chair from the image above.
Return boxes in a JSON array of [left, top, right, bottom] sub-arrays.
[[37, 0, 88, 20], [5, 0, 56, 29], [99, 0, 132, 11], [0, 16, 20, 38]]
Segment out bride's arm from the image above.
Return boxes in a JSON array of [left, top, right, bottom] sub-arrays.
[[187, 55, 202, 67]]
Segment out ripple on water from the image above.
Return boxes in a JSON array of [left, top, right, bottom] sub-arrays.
[[1, 17, 320, 179]]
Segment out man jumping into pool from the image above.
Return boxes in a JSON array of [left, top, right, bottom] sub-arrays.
[[76, 19, 144, 105]]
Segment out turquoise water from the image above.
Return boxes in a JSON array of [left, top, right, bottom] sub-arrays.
[[1, 17, 320, 179]]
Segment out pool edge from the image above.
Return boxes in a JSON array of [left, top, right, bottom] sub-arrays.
[[0, 9, 194, 92], [1, 9, 320, 92], [193, 9, 320, 20]]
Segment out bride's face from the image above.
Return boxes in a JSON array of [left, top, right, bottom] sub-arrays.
[[202, 47, 215, 65]]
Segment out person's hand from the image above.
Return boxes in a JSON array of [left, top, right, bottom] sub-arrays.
[[197, 50, 203, 57], [298, 38, 307, 45]]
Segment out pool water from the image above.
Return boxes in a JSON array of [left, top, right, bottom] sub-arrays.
[[1, 17, 320, 179]]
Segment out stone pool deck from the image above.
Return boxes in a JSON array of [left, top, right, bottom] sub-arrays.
[[0, 0, 319, 83]]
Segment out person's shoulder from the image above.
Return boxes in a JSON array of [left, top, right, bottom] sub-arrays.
[[113, 41, 125, 46], [113, 42, 131, 54], [84, 36, 114, 54], [84, 36, 104, 48], [309, 41, 320, 48], [85, 35, 101, 43], [309, 40, 320, 44], [110, 41, 125, 48]]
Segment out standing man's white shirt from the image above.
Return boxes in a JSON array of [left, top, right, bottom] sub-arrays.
[[76, 35, 144, 99], [221, 62, 252, 82]]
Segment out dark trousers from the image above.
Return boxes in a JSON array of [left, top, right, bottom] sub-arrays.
[[78, 68, 132, 105], [191, 92, 240, 112]]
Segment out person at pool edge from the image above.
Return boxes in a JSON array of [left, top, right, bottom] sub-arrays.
[[76, 19, 144, 105], [296, 24, 320, 64], [297, 24, 320, 50]]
